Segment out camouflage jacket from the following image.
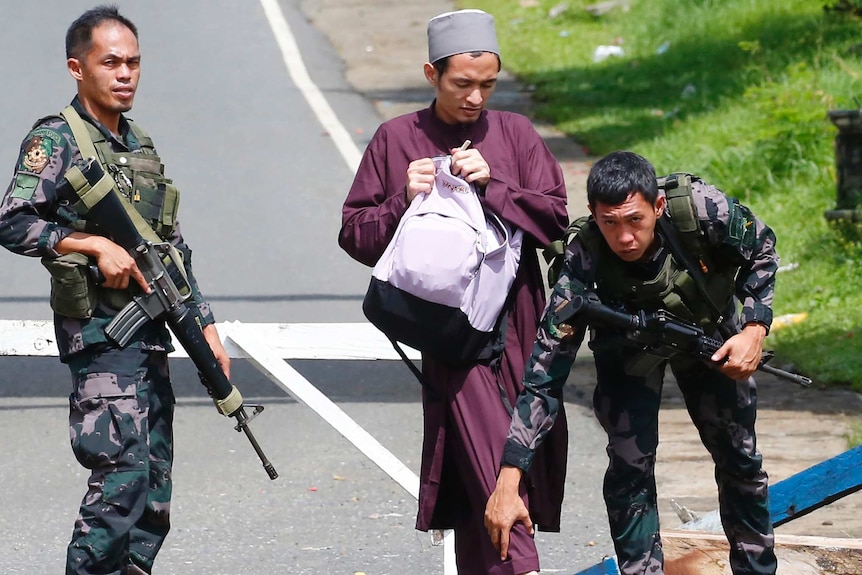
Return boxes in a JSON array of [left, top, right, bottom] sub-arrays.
[[0, 97, 214, 360], [502, 178, 779, 471]]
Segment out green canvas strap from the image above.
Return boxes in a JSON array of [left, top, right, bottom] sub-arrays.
[[656, 173, 731, 327], [542, 215, 593, 288], [61, 105, 100, 160], [662, 173, 699, 233], [63, 162, 115, 212], [657, 212, 728, 330], [660, 172, 705, 262]]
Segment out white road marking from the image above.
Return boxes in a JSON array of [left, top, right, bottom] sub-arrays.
[[259, 0, 363, 173]]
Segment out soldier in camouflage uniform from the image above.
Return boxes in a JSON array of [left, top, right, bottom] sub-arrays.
[[485, 151, 778, 575], [0, 6, 229, 574]]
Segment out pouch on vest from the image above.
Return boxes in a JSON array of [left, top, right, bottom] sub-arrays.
[[363, 156, 524, 366], [41, 252, 98, 319]]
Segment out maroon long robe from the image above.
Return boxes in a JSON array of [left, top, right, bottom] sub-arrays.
[[339, 103, 569, 574]]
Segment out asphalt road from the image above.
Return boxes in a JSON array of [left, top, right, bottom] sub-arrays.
[[0, 0, 377, 323], [0, 1, 615, 573]]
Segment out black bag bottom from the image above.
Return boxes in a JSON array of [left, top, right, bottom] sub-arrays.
[[363, 277, 492, 367]]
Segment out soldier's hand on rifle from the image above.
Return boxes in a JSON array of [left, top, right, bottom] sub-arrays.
[[711, 322, 768, 380], [485, 466, 534, 560], [56, 231, 150, 292], [202, 323, 230, 379], [93, 238, 149, 292]]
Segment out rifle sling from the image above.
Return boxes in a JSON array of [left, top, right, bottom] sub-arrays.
[[656, 214, 736, 338]]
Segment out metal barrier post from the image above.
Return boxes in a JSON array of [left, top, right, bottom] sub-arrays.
[[826, 102, 862, 221]]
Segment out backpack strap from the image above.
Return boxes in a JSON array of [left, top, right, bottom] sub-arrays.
[[543, 215, 594, 288], [542, 239, 565, 266], [389, 315, 516, 416], [389, 338, 425, 383], [656, 173, 732, 334], [659, 173, 711, 271], [657, 215, 734, 338]]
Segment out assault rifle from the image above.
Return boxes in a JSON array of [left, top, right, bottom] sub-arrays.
[[65, 158, 278, 479], [556, 292, 811, 387]]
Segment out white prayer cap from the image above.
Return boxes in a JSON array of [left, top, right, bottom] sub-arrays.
[[427, 9, 499, 64]]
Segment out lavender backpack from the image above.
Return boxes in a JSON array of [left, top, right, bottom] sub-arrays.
[[363, 156, 523, 366]]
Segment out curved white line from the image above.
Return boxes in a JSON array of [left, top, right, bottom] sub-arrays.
[[259, 0, 363, 173]]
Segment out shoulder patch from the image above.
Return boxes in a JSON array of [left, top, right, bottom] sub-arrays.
[[20, 134, 54, 174], [10, 173, 39, 200], [726, 201, 757, 249], [30, 127, 63, 146]]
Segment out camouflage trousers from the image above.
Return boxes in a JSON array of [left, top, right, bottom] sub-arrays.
[[65, 346, 175, 575], [592, 350, 777, 575]]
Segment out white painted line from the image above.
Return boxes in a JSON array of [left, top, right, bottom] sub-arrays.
[[259, 0, 363, 173], [443, 529, 456, 574], [225, 323, 457, 574], [225, 323, 420, 498]]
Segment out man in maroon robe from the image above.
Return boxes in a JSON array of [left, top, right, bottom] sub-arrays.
[[338, 9, 569, 575]]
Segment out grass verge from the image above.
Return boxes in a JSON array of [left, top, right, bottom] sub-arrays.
[[464, 0, 862, 388]]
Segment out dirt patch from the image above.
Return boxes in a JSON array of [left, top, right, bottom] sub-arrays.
[[565, 361, 862, 539]]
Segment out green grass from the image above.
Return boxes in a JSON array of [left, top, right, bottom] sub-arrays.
[[849, 420, 862, 448], [463, 0, 862, 388]]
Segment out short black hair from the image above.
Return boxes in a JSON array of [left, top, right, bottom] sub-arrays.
[[432, 51, 502, 76], [586, 151, 660, 208], [66, 5, 138, 60]]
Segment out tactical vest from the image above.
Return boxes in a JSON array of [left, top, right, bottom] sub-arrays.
[[551, 174, 738, 331], [58, 107, 181, 240], [41, 107, 182, 318]]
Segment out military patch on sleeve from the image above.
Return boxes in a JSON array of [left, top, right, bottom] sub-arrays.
[[727, 201, 757, 249], [10, 173, 39, 200], [20, 135, 53, 174]]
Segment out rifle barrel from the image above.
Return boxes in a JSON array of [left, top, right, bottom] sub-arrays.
[[572, 294, 641, 330], [758, 363, 812, 387], [235, 407, 279, 480], [167, 305, 278, 479]]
